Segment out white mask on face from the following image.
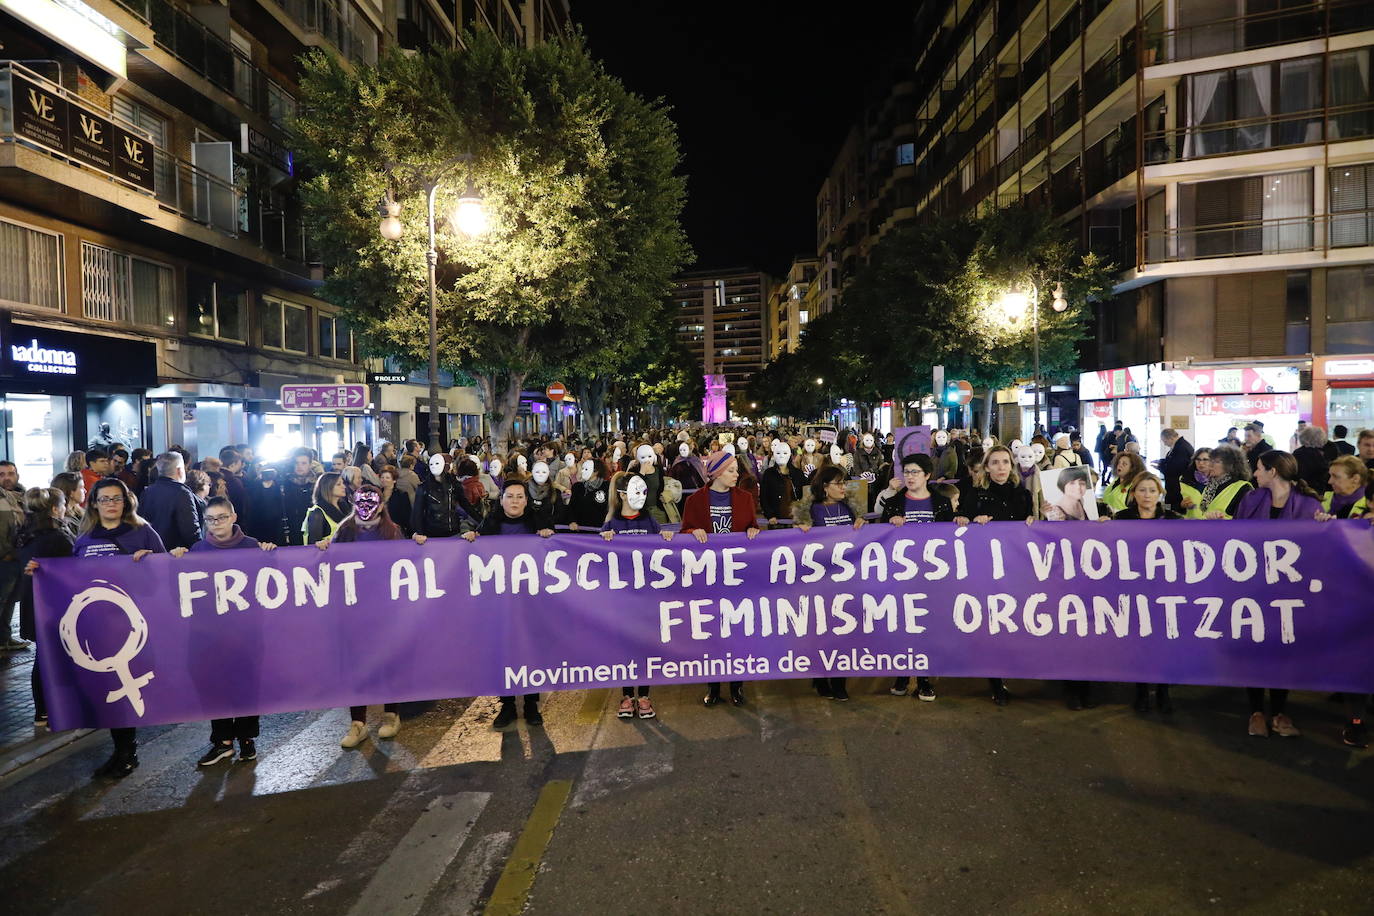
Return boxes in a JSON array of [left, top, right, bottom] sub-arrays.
[[516, 454, 528, 472], [862, 434, 875, 449], [625, 476, 648, 511], [580, 460, 594, 482], [736, 437, 748, 454], [829, 444, 844, 463], [613, 447, 623, 463], [1015, 446, 1035, 470], [678, 442, 690, 458], [429, 455, 446, 477], [1009, 439, 1023, 451], [1031, 443, 1046, 463], [489, 458, 503, 477], [635, 445, 655, 468], [935, 431, 949, 447], [564, 453, 575, 470], [771, 442, 791, 467], [804, 439, 817, 454], [982, 437, 995, 450], [532, 461, 550, 484]]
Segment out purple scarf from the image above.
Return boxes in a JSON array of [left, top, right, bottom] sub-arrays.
[[1234, 486, 1323, 521]]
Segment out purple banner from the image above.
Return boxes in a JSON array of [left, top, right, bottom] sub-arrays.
[[33, 521, 1374, 730]]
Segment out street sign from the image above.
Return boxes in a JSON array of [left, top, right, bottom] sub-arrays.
[[953, 380, 973, 405], [943, 380, 973, 406], [280, 384, 367, 411], [368, 372, 408, 384], [546, 382, 567, 401]]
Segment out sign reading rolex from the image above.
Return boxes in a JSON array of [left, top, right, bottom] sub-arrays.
[[8, 71, 155, 192]]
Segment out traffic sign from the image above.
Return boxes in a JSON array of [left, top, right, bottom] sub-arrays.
[[280, 384, 367, 411], [943, 379, 973, 406], [546, 382, 567, 402]]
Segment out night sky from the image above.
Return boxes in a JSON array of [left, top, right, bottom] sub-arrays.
[[575, 2, 919, 276]]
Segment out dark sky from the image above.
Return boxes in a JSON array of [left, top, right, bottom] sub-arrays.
[[575, 2, 918, 277]]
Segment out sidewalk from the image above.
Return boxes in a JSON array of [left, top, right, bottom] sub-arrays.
[[0, 620, 92, 779]]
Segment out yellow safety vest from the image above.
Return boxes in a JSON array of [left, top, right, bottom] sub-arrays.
[[303, 505, 342, 543], [1200, 480, 1250, 519], [1321, 490, 1369, 519], [1178, 482, 1204, 519], [1102, 481, 1128, 514]]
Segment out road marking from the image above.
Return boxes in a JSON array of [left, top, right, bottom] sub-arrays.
[[429, 831, 514, 916], [79, 723, 203, 820], [575, 689, 607, 725], [483, 780, 572, 916], [344, 791, 491, 916], [249, 710, 348, 796]]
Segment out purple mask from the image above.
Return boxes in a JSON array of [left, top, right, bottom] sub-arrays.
[[354, 490, 381, 521]]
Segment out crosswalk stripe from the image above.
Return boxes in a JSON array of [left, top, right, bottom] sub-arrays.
[[249, 710, 348, 796], [79, 723, 204, 821]]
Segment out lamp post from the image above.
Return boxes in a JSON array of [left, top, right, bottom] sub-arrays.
[[379, 175, 487, 453], [998, 280, 1067, 437]]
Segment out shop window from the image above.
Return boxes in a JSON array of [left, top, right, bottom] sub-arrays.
[[0, 219, 63, 311], [188, 272, 244, 342], [1326, 266, 1374, 353], [261, 297, 308, 354], [81, 243, 175, 329]]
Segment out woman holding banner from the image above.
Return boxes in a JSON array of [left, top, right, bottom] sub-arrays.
[[1199, 445, 1253, 520], [794, 466, 867, 701], [17, 487, 74, 726], [72, 477, 165, 778], [1177, 448, 1212, 518], [1111, 474, 1180, 714], [303, 472, 349, 545], [1234, 451, 1322, 738]]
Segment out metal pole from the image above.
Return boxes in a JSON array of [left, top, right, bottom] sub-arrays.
[[426, 183, 441, 454], [1032, 295, 1042, 435]]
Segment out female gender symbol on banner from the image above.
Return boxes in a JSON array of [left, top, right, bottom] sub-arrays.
[[58, 581, 155, 717]]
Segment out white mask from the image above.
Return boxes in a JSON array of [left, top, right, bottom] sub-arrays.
[[678, 442, 690, 458], [771, 442, 791, 467], [625, 476, 648, 511], [429, 455, 446, 477], [803, 439, 817, 454], [532, 461, 550, 484], [1031, 443, 1046, 463], [489, 457, 503, 477], [862, 434, 875, 449], [564, 453, 575, 470], [829, 444, 843, 463], [724, 442, 736, 456], [736, 437, 748, 454], [580, 460, 594, 482], [982, 437, 995, 450], [1015, 446, 1035, 470], [676, 430, 689, 443], [1010, 439, 1023, 451], [935, 431, 949, 447], [613, 447, 623, 463], [635, 445, 655, 467]]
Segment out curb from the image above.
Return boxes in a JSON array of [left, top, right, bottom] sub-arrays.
[[0, 728, 97, 783]]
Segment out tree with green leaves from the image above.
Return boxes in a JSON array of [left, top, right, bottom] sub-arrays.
[[292, 29, 690, 450]]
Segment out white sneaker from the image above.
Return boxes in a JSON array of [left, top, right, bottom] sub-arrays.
[[340, 721, 369, 748], [378, 711, 401, 739]]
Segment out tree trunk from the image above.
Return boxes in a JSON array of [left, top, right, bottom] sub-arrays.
[[475, 370, 528, 454], [981, 387, 995, 439], [572, 377, 609, 436]]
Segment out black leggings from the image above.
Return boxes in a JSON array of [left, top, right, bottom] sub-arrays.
[[111, 727, 136, 754], [31, 659, 44, 718], [706, 682, 743, 695], [499, 694, 539, 705], [1248, 688, 1288, 715], [350, 703, 398, 721], [210, 717, 260, 743], [622, 686, 650, 697]]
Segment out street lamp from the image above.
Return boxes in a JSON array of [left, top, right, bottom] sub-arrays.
[[996, 279, 1053, 436], [379, 177, 488, 453]]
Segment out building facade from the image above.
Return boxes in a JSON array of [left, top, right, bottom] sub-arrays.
[[0, 0, 567, 484], [816, 0, 1374, 456], [768, 256, 819, 358], [671, 267, 773, 410]]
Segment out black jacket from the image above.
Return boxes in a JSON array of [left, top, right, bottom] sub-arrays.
[[282, 473, 316, 545], [16, 524, 73, 640], [958, 479, 1034, 521], [137, 476, 201, 550], [411, 475, 472, 538], [568, 479, 611, 527], [1245, 439, 1273, 471], [760, 464, 808, 521], [1160, 436, 1195, 507], [242, 479, 286, 544], [477, 509, 539, 536], [879, 489, 955, 523]]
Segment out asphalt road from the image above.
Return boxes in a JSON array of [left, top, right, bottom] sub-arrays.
[[2, 678, 1370, 915]]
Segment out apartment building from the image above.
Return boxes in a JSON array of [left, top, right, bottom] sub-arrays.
[[768, 256, 820, 358], [671, 268, 773, 412], [0, 0, 566, 484], [816, 0, 1374, 453]]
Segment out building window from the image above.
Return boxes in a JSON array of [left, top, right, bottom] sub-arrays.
[[81, 243, 175, 329], [0, 219, 63, 311], [1326, 266, 1374, 353], [1330, 163, 1374, 247], [1285, 271, 1310, 355], [895, 142, 914, 166], [318, 314, 354, 361], [261, 297, 308, 353], [188, 272, 244, 341]]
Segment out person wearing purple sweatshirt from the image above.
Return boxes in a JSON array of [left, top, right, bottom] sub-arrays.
[[170, 496, 279, 765], [601, 472, 674, 718], [1232, 451, 1323, 739], [68, 478, 165, 778]]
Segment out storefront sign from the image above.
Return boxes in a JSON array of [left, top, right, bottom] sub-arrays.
[[280, 384, 367, 410], [1195, 394, 1299, 416], [1079, 365, 1152, 401], [9, 338, 78, 375], [0, 315, 156, 388], [7, 70, 155, 191], [239, 123, 293, 176], [1323, 358, 1374, 378], [1151, 366, 1299, 396], [367, 372, 408, 384]]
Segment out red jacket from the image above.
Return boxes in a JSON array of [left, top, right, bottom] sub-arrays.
[[679, 486, 757, 533]]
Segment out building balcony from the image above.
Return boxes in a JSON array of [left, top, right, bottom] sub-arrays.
[[1141, 209, 1374, 263], [280, 0, 378, 67], [1144, 104, 1374, 165], [1143, 0, 1374, 66]]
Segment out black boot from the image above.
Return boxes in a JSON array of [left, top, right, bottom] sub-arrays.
[[830, 678, 849, 701], [523, 698, 543, 727], [990, 678, 1009, 706], [492, 700, 518, 729], [93, 751, 138, 779], [1155, 685, 1173, 714], [703, 683, 721, 707], [729, 682, 746, 706], [813, 677, 832, 698], [1134, 684, 1151, 713]]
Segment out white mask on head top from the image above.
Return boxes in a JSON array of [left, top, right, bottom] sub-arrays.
[[1015, 446, 1035, 470], [489, 458, 503, 477], [829, 444, 844, 463], [803, 439, 817, 454], [625, 476, 648, 511], [862, 434, 875, 449], [516, 454, 527, 471], [678, 442, 689, 458], [723, 442, 736, 456], [635, 445, 655, 467], [1031, 443, 1046, 463], [580, 460, 594, 482], [532, 461, 550, 484], [982, 437, 995, 450], [429, 455, 445, 477], [771, 442, 791, 467], [935, 431, 949, 447]]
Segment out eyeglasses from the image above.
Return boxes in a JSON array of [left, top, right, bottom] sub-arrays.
[[94, 496, 124, 505], [205, 514, 234, 524]]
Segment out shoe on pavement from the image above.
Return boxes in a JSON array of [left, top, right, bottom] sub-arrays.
[[1248, 711, 1268, 737], [93, 753, 138, 779], [34, 713, 48, 727], [340, 720, 369, 748], [1342, 720, 1369, 748], [378, 711, 401, 739], [730, 688, 746, 707], [197, 742, 235, 766], [636, 697, 656, 719], [524, 702, 544, 727], [916, 679, 936, 702], [1270, 714, 1300, 737], [831, 682, 849, 702], [702, 692, 720, 707], [993, 687, 1010, 706], [1, 637, 31, 651], [814, 679, 833, 699], [492, 703, 518, 730], [618, 696, 636, 718], [238, 739, 257, 761], [889, 686, 909, 696]]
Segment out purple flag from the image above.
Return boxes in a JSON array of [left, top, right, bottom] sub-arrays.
[[33, 521, 1374, 730]]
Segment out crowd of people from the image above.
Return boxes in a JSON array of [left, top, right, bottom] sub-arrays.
[[1, 419, 1371, 780]]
